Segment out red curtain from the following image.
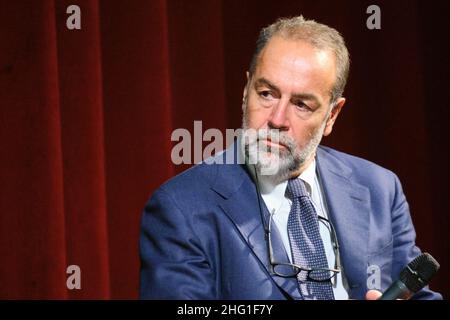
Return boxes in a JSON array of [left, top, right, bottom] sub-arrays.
[[1, 0, 449, 299]]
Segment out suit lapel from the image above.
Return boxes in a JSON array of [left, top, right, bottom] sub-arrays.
[[211, 158, 302, 299], [316, 147, 370, 296]]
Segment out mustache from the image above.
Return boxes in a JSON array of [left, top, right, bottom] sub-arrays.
[[254, 129, 297, 153]]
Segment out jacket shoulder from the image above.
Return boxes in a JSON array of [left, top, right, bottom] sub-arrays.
[[157, 161, 219, 195], [319, 145, 395, 177], [317, 145, 401, 196]]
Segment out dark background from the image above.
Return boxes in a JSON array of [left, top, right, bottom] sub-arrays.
[[0, 0, 449, 299]]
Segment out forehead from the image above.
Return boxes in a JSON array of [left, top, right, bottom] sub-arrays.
[[254, 36, 336, 99]]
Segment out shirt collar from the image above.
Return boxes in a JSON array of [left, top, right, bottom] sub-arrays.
[[299, 159, 316, 197]]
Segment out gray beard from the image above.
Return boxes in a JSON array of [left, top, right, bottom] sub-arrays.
[[241, 104, 327, 185]]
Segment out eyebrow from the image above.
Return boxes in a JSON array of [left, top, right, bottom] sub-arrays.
[[254, 77, 321, 105]]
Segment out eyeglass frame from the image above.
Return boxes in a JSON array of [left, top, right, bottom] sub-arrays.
[[266, 208, 342, 283]]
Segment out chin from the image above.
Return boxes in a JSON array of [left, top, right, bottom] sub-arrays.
[[256, 152, 300, 183]]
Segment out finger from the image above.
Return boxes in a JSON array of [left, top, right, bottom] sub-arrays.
[[365, 290, 382, 300]]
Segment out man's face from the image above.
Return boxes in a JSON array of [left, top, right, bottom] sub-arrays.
[[242, 36, 345, 181]]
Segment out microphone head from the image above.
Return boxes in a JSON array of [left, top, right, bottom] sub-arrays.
[[399, 253, 440, 293]]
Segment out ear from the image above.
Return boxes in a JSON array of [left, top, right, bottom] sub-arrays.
[[242, 71, 250, 101], [242, 72, 251, 112], [323, 97, 345, 136]]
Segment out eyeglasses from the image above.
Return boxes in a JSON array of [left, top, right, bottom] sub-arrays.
[[266, 209, 342, 283]]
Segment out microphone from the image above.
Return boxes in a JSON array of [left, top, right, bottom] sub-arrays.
[[379, 252, 440, 300]]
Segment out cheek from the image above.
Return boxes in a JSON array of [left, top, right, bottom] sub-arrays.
[[289, 121, 319, 146], [245, 101, 272, 129]]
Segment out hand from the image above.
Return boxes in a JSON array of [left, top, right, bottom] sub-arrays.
[[365, 290, 382, 300]]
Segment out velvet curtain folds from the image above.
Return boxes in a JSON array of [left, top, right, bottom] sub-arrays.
[[0, 0, 449, 299]]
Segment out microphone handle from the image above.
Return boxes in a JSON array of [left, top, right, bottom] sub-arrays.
[[378, 280, 414, 300]]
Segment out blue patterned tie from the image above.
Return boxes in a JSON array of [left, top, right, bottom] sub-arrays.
[[286, 178, 335, 300]]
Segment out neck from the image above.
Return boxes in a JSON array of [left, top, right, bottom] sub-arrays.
[[289, 151, 316, 179]]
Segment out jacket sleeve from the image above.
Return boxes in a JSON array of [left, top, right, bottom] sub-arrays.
[[390, 173, 442, 300], [139, 187, 215, 299]]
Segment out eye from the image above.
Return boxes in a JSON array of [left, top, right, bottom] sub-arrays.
[[258, 91, 274, 99], [293, 101, 311, 111]]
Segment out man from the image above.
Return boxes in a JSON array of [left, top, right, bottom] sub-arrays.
[[139, 16, 441, 300]]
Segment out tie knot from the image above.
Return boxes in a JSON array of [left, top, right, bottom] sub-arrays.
[[286, 178, 309, 199]]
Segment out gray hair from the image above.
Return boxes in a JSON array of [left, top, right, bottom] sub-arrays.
[[249, 16, 350, 103]]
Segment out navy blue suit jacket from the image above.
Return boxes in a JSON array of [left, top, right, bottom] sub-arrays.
[[140, 144, 442, 299]]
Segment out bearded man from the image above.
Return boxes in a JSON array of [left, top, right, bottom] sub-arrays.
[[139, 16, 441, 300]]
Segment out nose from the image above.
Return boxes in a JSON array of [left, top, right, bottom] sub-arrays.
[[268, 99, 289, 131]]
